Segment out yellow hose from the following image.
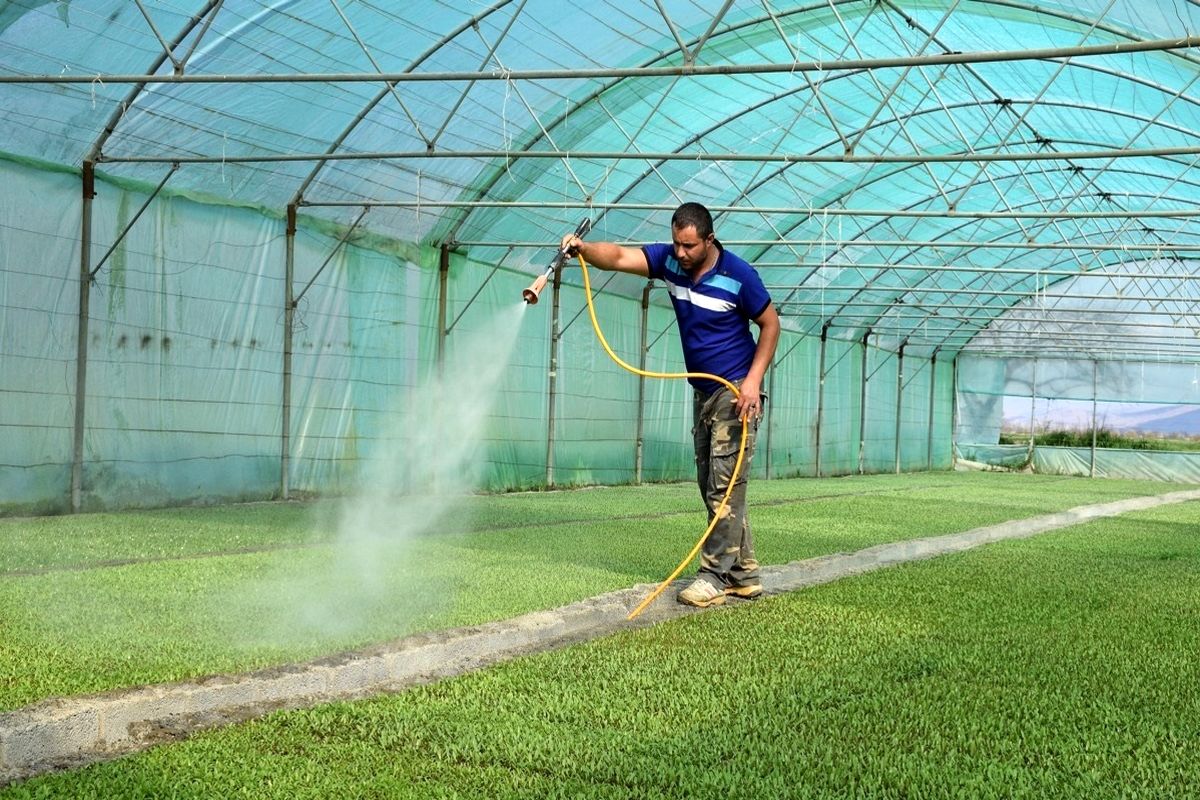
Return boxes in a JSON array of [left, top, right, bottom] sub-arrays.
[[575, 255, 749, 621]]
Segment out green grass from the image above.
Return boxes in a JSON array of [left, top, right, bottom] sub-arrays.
[[0, 472, 1189, 712], [7, 492, 1198, 798], [1000, 428, 1200, 451]]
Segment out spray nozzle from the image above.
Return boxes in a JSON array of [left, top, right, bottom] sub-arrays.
[[521, 274, 549, 305], [522, 217, 592, 304]]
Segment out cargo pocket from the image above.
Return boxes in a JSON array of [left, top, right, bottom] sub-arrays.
[[711, 418, 746, 459]]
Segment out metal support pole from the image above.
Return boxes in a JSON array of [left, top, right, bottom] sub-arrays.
[[765, 355, 776, 480], [89, 164, 177, 280], [1028, 359, 1038, 467], [895, 341, 907, 475], [635, 282, 650, 484], [950, 356, 959, 469], [815, 321, 830, 478], [858, 330, 871, 475], [545, 267, 563, 487], [1090, 360, 1099, 478], [71, 161, 96, 513], [926, 350, 939, 471], [281, 204, 297, 501], [437, 245, 450, 372]]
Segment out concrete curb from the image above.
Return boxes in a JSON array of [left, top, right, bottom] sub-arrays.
[[4, 488, 1198, 784]]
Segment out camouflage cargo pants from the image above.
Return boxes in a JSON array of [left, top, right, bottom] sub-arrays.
[[692, 383, 761, 589]]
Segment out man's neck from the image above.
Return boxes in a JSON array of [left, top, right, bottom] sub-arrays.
[[691, 245, 720, 280]]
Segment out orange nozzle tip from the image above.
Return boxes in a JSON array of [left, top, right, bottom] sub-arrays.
[[522, 274, 548, 304]]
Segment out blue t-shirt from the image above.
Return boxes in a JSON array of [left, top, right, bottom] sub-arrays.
[[642, 242, 772, 395]]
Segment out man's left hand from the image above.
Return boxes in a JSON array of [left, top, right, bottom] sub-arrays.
[[735, 382, 763, 421]]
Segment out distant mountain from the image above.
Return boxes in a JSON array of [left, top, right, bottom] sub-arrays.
[[1003, 400, 1200, 437]]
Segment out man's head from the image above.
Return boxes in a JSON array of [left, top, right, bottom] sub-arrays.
[[670, 202, 716, 272]]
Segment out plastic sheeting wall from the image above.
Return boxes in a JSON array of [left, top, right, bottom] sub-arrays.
[[956, 355, 1200, 482], [1, 159, 955, 514]]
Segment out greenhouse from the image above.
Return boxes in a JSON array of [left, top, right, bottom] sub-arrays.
[[2, 1, 1199, 796]]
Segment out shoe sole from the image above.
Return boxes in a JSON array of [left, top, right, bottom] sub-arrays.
[[677, 593, 726, 608], [725, 585, 763, 599]]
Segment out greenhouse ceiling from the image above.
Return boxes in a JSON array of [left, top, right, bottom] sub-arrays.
[[4, 0, 1200, 362]]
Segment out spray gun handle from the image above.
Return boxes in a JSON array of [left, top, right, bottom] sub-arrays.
[[548, 217, 593, 275], [523, 218, 593, 305]]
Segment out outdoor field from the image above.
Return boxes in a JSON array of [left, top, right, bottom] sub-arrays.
[[6, 1, 1200, 796]]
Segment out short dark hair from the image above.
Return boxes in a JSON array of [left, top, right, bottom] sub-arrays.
[[671, 202, 713, 239]]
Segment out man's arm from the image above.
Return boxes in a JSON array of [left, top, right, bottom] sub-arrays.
[[561, 234, 650, 277], [734, 302, 781, 420]]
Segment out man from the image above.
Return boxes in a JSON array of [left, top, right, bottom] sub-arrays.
[[562, 202, 780, 608]]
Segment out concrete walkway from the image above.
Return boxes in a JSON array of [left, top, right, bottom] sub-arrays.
[[3, 488, 1198, 785]]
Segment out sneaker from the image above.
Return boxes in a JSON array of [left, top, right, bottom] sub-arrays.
[[725, 583, 763, 600], [677, 578, 726, 608]]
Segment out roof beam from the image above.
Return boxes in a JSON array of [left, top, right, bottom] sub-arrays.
[[8, 35, 1198, 85], [772, 285, 1200, 303], [452, 238, 1200, 252], [94, 144, 1200, 165], [298, 199, 1200, 220]]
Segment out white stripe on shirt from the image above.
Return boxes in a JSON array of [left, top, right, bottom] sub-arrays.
[[665, 282, 737, 313]]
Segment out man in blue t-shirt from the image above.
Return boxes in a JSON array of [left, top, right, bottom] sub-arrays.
[[561, 202, 780, 608]]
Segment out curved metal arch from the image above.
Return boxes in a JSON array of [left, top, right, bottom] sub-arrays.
[[795, 196, 1180, 323], [448, 19, 1198, 283], [771, 113, 1200, 294], [434, 0, 900, 246], [931, 252, 1200, 358], [793, 213, 1192, 357], [822, 238, 1183, 353], [367, 0, 1200, 361], [434, 57, 1174, 265], [436, 0, 1198, 246], [286, 0, 515, 207], [734, 54, 1200, 260], [810, 0, 1200, 338], [762, 135, 1165, 302], [84, 1, 223, 162], [733, 55, 1200, 236], [774, 147, 1200, 337], [746, 69, 1200, 339]]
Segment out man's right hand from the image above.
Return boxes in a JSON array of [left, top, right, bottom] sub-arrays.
[[561, 233, 582, 257]]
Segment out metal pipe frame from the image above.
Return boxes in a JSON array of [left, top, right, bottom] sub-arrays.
[[894, 341, 907, 474], [546, 266, 564, 487], [833, 324, 1200, 346], [798, 310, 1197, 332], [926, 350, 939, 472], [89, 164, 178, 280], [281, 204, 296, 501], [635, 282, 651, 485], [959, 346, 1200, 362], [299, 199, 1200, 221], [785, 301, 1200, 321], [1090, 360, 1099, 478], [292, 208, 369, 306], [93, 143, 1200, 166], [758, 262, 1200, 280], [950, 355, 959, 470], [858, 329, 871, 475], [459, 238, 1200, 252], [70, 3, 224, 513], [8, 34, 1196, 85], [815, 321, 830, 477], [775, 285, 1200, 302]]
